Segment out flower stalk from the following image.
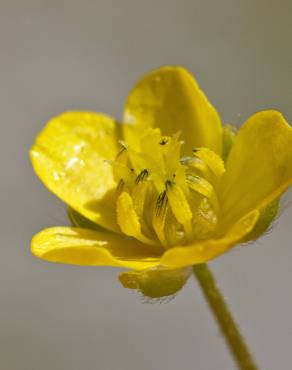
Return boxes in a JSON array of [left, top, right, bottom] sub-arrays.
[[193, 264, 258, 370]]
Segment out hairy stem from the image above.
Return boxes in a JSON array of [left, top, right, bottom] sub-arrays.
[[193, 264, 258, 370]]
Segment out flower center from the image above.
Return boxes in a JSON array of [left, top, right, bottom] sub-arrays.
[[110, 128, 225, 248]]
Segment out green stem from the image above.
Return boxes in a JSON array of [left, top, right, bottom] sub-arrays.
[[193, 264, 258, 370]]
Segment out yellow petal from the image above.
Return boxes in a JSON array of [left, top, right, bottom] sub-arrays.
[[161, 210, 259, 268], [30, 112, 121, 232], [123, 66, 222, 155], [119, 267, 191, 298], [219, 111, 292, 231], [31, 227, 161, 269]]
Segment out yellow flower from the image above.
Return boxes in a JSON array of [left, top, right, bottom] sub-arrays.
[[30, 66, 292, 298]]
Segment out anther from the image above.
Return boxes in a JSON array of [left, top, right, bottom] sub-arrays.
[[159, 137, 169, 145], [165, 179, 174, 190], [135, 169, 149, 184], [117, 141, 128, 157], [156, 190, 168, 216], [117, 179, 125, 193]]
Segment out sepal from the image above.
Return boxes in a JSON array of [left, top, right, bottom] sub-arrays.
[[119, 266, 191, 298], [222, 124, 237, 162]]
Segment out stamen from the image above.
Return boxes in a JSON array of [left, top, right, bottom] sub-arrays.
[[135, 169, 149, 184], [164, 134, 183, 176], [159, 137, 169, 145], [192, 147, 225, 178], [166, 182, 192, 223], [166, 182, 193, 241], [187, 175, 219, 212], [156, 190, 168, 217], [118, 140, 128, 150], [116, 192, 157, 246], [132, 180, 149, 217], [181, 156, 211, 179], [153, 191, 168, 247], [111, 161, 135, 188], [192, 198, 217, 239], [110, 131, 222, 248], [117, 179, 125, 194], [117, 144, 127, 157], [165, 179, 174, 191]]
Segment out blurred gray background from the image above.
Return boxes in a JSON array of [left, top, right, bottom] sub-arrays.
[[0, 0, 291, 369]]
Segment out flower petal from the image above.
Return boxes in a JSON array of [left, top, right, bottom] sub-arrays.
[[161, 210, 259, 268], [31, 227, 161, 269], [219, 111, 292, 231], [30, 112, 121, 232], [119, 267, 191, 298], [123, 66, 222, 155]]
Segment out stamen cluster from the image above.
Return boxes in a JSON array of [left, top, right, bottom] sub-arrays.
[[111, 128, 225, 248]]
